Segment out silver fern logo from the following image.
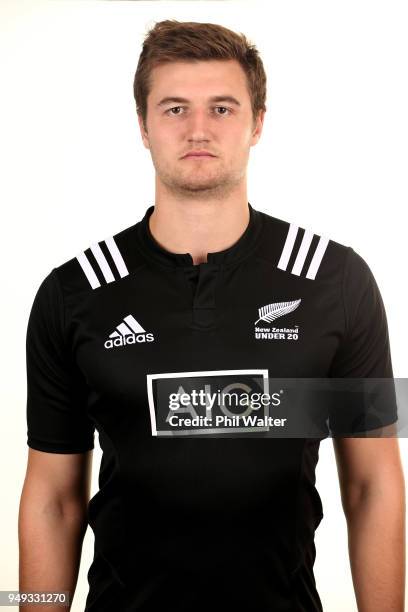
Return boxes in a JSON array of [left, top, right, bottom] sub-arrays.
[[255, 299, 301, 324], [255, 299, 301, 341]]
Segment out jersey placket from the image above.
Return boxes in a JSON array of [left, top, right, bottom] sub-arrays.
[[177, 262, 221, 330]]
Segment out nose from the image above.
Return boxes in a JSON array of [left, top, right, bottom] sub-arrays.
[[185, 108, 213, 141]]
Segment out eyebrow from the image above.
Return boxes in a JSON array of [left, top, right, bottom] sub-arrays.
[[156, 95, 241, 108]]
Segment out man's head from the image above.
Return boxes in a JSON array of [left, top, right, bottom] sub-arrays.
[[133, 20, 267, 199]]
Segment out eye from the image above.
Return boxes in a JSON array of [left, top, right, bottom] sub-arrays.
[[215, 106, 230, 115], [166, 106, 183, 116], [165, 106, 231, 116]]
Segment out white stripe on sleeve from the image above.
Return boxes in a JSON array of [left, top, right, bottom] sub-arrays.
[[90, 242, 115, 283], [291, 229, 314, 276], [76, 251, 101, 289], [104, 236, 129, 278], [305, 235, 329, 279], [277, 224, 298, 271]]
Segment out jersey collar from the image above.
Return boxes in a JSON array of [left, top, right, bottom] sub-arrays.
[[136, 202, 264, 268]]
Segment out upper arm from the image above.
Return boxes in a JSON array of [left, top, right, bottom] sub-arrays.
[[332, 433, 405, 514], [25, 268, 95, 454], [19, 449, 93, 552], [328, 247, 398, 435], [329, 247, 394, 379], [23, 448, 93, 507], [22, 268, 96, 513], [328, 246, 403, 509]]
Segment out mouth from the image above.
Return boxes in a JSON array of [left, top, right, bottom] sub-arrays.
[[182, 150, 216, 159], [182, 154, 216, 159]]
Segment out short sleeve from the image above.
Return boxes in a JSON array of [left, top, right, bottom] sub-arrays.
[[25, 268, 95, 453], [328, 247, 398, 433]]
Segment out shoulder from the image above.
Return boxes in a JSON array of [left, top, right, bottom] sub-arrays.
[[255, 207, 351, 282], [50, 220, 146, 298]]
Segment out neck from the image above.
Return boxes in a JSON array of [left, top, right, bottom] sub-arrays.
[[148, 195, 251, 266]]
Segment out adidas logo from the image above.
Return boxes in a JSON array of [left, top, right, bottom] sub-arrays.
[[104, 314, 154, 349]]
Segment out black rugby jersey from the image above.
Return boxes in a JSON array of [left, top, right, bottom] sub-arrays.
[[25, 202, 396, 612]]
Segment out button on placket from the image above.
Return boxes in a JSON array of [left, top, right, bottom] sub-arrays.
[[190, 263, 219, 329]]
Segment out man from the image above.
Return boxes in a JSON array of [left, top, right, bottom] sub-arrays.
[[19, 19, 405, 612]]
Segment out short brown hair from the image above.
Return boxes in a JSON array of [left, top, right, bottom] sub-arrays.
[[133, 19, 267, 131]]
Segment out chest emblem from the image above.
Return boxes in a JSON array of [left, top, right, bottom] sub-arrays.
[[104, 314, 155, 349], [255, 299, 301, 341]]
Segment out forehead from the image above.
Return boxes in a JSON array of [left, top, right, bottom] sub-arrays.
[[148, 59, 249, 101]]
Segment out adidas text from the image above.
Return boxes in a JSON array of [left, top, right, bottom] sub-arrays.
[[104, 333, 155, 349]]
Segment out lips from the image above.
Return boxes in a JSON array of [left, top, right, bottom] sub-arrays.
[[183, 152, 216, 158]]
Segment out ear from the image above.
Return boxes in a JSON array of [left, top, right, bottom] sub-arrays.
[[251, 109, 266, 145], [137, 112, 150, 150]]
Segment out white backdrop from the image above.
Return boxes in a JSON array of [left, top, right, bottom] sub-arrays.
[[1, 1, 407, 610]]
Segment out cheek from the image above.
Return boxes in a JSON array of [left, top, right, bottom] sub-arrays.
[[149, 136, 175, 163], [146, 121, 175, 146], [228, 136, 251, 163], [228, 127, 251, 150]]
